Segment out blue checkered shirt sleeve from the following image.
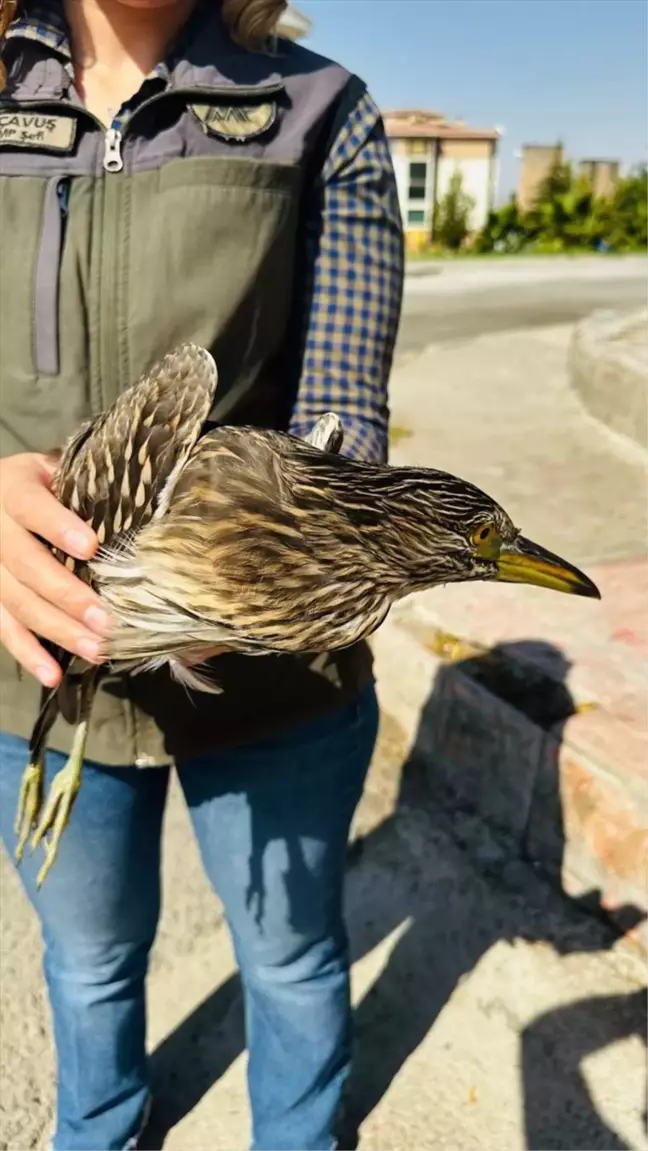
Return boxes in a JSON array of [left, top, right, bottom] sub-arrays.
[[288, 89, 404, 463]]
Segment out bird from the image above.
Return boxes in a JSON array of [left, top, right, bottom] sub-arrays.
[[14, 343, 600, 886]]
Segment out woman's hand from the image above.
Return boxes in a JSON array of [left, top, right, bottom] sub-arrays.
[[0, 453, 111, 688]]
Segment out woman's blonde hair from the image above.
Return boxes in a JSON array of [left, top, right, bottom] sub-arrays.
[[221, 0, 287, 48], [0, 0, 288, 88]]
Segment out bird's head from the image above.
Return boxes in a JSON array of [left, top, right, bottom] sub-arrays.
[[383, 468, 601, 600]]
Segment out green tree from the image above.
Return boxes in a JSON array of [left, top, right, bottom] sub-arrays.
[[599, 166, 647, 250], [471, 161, 647, 255], [524, 161, 597, 250], [434, 168, 475, 250], [474, 196, 526, 253]]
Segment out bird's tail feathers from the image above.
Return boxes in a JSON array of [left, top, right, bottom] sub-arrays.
[[107, 652, 223, 695], [169, 658, 223, 695]]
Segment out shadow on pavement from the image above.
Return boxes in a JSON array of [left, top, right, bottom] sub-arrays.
[[140, 639, 646, 1151], [522, 988, 646, 1151]]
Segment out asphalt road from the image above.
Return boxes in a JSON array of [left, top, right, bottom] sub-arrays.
[[395, 257, 647, 362]]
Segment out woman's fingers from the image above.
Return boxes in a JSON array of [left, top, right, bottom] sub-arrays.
[[0, 566, 105, 664], [2, 466, 96, 560], [0, 452, 108, 683], [1, 516, 110, 635], [0, 603, 62, 687]]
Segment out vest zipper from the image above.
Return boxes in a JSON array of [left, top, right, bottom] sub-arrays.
[[103, 128, 123, 173], [33, 175, 69, 377]]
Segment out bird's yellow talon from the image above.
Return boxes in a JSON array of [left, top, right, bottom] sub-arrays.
[[31, 759, 81, 854], [29, 719, 87, 883], [14, 758, 44, 863], [35, 841, 58, 889]]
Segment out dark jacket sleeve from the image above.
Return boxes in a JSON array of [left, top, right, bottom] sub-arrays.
[[288, 85, 405, 463]]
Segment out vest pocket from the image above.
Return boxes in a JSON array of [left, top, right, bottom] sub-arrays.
[[33, 175, 69, 376]]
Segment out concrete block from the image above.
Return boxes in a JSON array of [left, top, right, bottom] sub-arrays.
[[372, 589, 647, 952]]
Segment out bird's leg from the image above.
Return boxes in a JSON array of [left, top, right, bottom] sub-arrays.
[[31, 675, 94, 887], [14, 753, 45, 863], [30, 719, 87, 887], [14, 681, 62, 864]]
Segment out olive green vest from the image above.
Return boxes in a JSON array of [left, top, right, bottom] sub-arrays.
[[0, 15, 374, 765]]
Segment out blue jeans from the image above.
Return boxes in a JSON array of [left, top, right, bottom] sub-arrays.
[[0, 684, 378, 1151]]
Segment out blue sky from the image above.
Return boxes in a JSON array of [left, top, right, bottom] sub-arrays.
[[299, 0, 648, 200]]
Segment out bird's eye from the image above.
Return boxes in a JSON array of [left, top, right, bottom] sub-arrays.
[[473, 523, 495, 544], [472, 522, 501, 559]]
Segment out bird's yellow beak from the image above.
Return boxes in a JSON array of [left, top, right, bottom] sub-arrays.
[[495, 536, 601, 599]]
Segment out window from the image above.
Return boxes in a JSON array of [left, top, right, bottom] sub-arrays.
[[407, 209, 425, 225], [408, 161, 427, 201]]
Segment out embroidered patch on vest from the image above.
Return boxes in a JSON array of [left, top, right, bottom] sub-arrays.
[[190, 102, 276, 142], [0, 112, 77, 152]]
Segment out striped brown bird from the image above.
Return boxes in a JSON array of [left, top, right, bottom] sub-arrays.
[[16, 343, 600, 885]]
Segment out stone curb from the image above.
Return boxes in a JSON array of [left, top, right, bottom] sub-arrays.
[[369, 612, 647, 955], [569, 308, 648, 447]]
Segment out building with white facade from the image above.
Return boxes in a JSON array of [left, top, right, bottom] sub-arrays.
[[384, 109, 501, 251]]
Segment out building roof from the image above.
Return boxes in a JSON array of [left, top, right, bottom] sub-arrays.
[[383, 109, 500, 141]]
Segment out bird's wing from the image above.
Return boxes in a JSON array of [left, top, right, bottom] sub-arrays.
[[52, 343, 218, 566], [33, 344, 217, 734]]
